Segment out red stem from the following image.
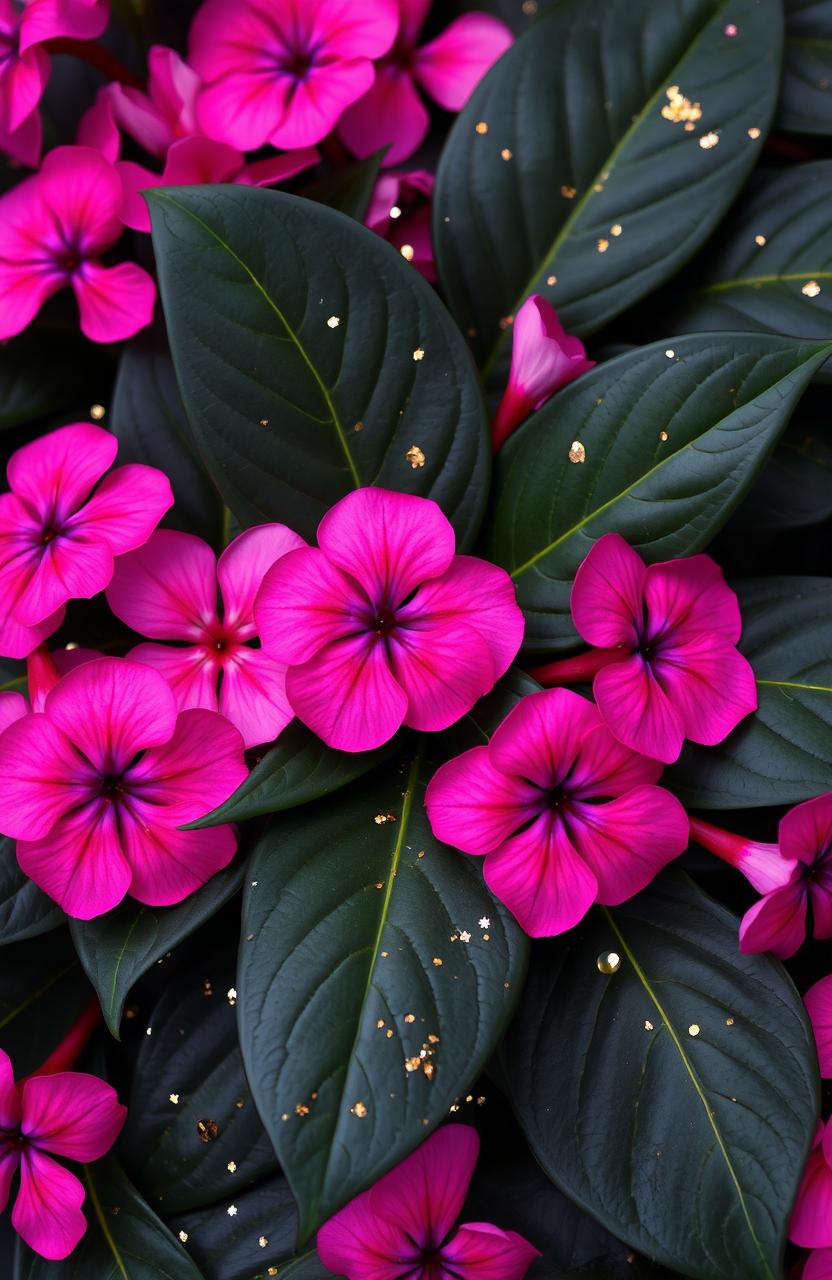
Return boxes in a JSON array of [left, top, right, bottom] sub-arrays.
[[43, 38, 144, 89], [688, 816, 750, 865], [530, 646, 628, 686], [29, 998, 102, 1078]]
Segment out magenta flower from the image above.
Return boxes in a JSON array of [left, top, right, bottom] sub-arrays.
[[107, 525, 306, 748], [366, 168, 435, 280], [564, 533, 757, 764], [791, 1119, 832, 1250], [317, 1124, 539, 1280], [338, 0, 513, 166], [0, 1048, 126, 1260], [0, 422, 173, 660], [425, 688, 688, 938], [0, 145, 156, 343], [491, 295, 595, 450], [255, 487, 524, 753], [806, 975, 832, 1078], [107, 44, 202, 159], [806, 1250, 832, 1280], [0, 641, 101, 732], [0, 0, 108, 166], [188, 0, 398, 152], [0, 656, 247, 918], [689, 815, 798, 896]]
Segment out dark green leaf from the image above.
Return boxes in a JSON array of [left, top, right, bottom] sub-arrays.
[[485, 334, 831, 654], [669, 576, 832, 807], [13, 1156, 205, 1280], [70, 863, 245, 1039], [501, 871, 819, 1280], [779, 0, 832, 133], [169, 1177, 298, 1280], [434, 0, 782, 372], [148, 186, 489, 545], [0, 931, 88, 1076], [187, 722, 397, 828], [0, 835, 63, 945], [0, 332, 100, 431], [237, 750, 529, 1243], [301, 150, 385, 221], [119, 949, 277, 1213]]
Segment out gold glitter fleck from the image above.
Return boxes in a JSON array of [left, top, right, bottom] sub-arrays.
[[405, 1056, 422, 1072], [281, 1113, 290, 1121], [684, 121, 695, 132], [699, 132, 720, 150], [374, 881, 384, 890], [644, 1020, 654, 1031], [227, 1204, 237, 1217], [432, 957, 443, 967], [459, 930, 472, 943], [560, 185, 576, 199], [501, 148, 513, 161], [179, 1230, 189, 1243], [90, 403, 106, 420], [259, 418, 269, 427], [596, 951, 621, 974], [406, 444, 426, 469], [227, 1161, 237, 1173], [413, 347, 425, 361], [593, 183, 604, 192], [227, 987, 237, 1005], [466, 1095, 473, 1103], [386, 1029, 393, 1038], [477, 1096, 486, 1105], [688, 1024, 701, 1037], [259, 1236, 269, 1248], [376, 1018, 385, 1029], [665, 349, 675, 358], [478, 916, 490, 929], [374, 812, 396, 824], [268, 1270, 279, 1277], [754, 234, 766, 246], [389, 205, 402, 219], [353, 421, 364, 432], [568, 440, 586, 464], [235, 1099, 245, 1110], [295, 1104, 309, 1117], [450, 1103, 460, 1113], [423, 1062, 435, 1080], [428, 1034, 439, 1044], [611, 223, 622, 236], [661, 85, 702, 125], [381, 950, 389, 957], [522, 0, 538, 12], [146, 1027, 152, 1036], [326, 316, 340, 328], [747, 127, 761, 139], [400, 244, 415, 262], [802, 280, 822, 297], [475, 121, 488, 134], [351, 1101, 368, 1117], [726, 1017, 735, 1026], [417, 849, 426, 859], [659, 430, 669, 442], [546, 274, 557, 285], [196, 1119, 218, 1143], [169, 1093, 180, 1105], [483, 933, 490, 941], [597, 238, 609, 253], [404, 1013, 416, 1023]]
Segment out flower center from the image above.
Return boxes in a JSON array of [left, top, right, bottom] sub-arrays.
[[374, 607, 398, 635], [101, 775, 126, 798]]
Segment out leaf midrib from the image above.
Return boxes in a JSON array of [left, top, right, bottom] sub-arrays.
[[601, 907, 776, 1280], [699, 269, 832, 294], [150, 191, 361, 489], [84, 1165, 130, 1280]]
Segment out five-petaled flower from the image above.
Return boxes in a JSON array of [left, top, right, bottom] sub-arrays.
[[0, 422, 173, 660], [255, 487, 524, 753], [0, 145, 156, 343], [317, 1124, 540, 1280], [338, 0, 513, 166], [0, 656, 247, 918], [425, 687, 689, 938], [0, 1048, 125, 1260], [188, 0, 398, 151], [107, 525, 307, 748], [491, 295, 595, 450], [806, 975, 832, 1078], [790, 1118, 832, 1251]]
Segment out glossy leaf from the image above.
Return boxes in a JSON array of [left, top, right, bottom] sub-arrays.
[[434, 0, 782, 371], [169, 1177, 298, 1280], [485, 333, 831, 654], [13, 1156, 205, 1280], [0, 834, 63, 945], [501, 871, 819, 1280], [237, 750, 529, 1243], [0, 932, 89, 1076], [779, 0, 832, 133], [669, 576, 832, 807], [0, 332, 99, 432], [148, 185, 489, 545], [70, 863, 245, 1039]]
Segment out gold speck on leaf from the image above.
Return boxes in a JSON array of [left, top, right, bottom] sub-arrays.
[[413, 348, 425, 361], [699, 132, 720, 149], [475, 121, 488, 134], [568, 440, 586, 464], [351, 1101, 368, 1117], [596, 951, 621, 974], [802, 280, 822, 297], [326, 316, 340, 328], [196, 1119, 218, 1143], [90, 403, 106, 420], [689, 1024, 701, 1037], [406, 445, 426, 468], [661, 85, 702, 124]]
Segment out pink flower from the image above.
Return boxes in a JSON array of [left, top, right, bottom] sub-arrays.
[[689, 815, 798, 896], [338, 0, 513, 166], [567, 533, 757, 764], [425, 687, 689, 938], [0, 0, 108, 166], [317, 1124, 539, 1280], [0, 656, 247, 918], [255, 487, 524, 753], [806, 1249, 832, 1280], [116, 137, 320, 233], [366, 168, 435, 280], [0, 641, 101, 728], [188, 0, 398, 152], [791, 1119, 832, 1250], [108, 44, 202, 159], [491, 296, 595, 450], [107, 525, 306, 748], [0, 1048, 125, 1260], [0, 145, 156, 343], [0, 422, 173, 660], [806, 975, 832, 1078]]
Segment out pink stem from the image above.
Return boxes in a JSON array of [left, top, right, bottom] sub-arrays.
[[530, 646, 628, 686], [29, 999, 102, 1078], [689, 816, 792, 895], [43, 38, 144, 89]]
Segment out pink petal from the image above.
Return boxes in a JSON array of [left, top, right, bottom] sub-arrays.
[[390, 616, 496, 733], [238, 145, 321, 187], [791, 1147, 832, 1249], [109, 68, 179, 158], [219, 648, 294, 748], [569, 786, 689, 905], [45, 657, 178, 774], [286, 633, 408, 752], [0, 690, 29, 733], [0, 101, 43, 168], [107, 529, 218, 641], [441, 1222, 540, 1280], [128, 643, 219, 713], [414, 14, 513, 112], [17, 800, 133, 919], [571, 533, 645, 649], [0, 1146, 19, 1217], [7, 420, 115, 524], [0, 255, 61, 340], [780, 793, 832, 867], [484, 813, 598, 937], [805, 1249, 832, 1280], [196, 71, 293, 152], [805, 975, 832, 1078], [72, 260, 156, 343], [144, 44, 201, 143], [369, 1125, 480, 1250], [0, 711, 95, 841], [399, 555, 524, 685], [739, 879, 807, 960], [317, 489, 456, 609], [810, 872, 832, 941], [76, 86, 121, 163], [488, 688, 601, 791], [593, 656, 686, 764], [0, 601, 64, 660], [188, 0, 290, 82], [425, 746, 542, 855], [11, 532, 112, 627], [126, 707, 246, 825], [21, 1072, 126, 1160], [643, 555, 743, 648], [308, 0, 398, 61], [256, 545, 369, 665], [115, 159, 163, 234], [67, 464, 173, 556], [652, 637, 757, 748], [37, 145, 122, 253], [0, 1049, 20, 1132], [122, 813, 238, 907], [338, 65, 430, 166], [317, 1187, 422, 1280], [398, 0, 432, 44], [270, 58, 379, 148], [11, 1149, 87, 1261], [2, 45, 50, 133], [19, 0, 108, 50], [567, 722, 663, 797], [218, 523, 306, 632]]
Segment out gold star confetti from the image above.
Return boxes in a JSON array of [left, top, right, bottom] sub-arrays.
[[295, 1104, 309, 1116], [597, 238, 609, 253], [475, 121, 488, 134], [432, 957, 443, 967], [405, 1056, 422, 1072], [644, 1020, 654, 1031], [688, 1024, 701, 1037], [196, 1120, 218, 1143], [611, 223, 622, 236], [568, 440, 586, 464], [404, 1013, 416, 1023], [234, 1099, 245, 1110], [374, 812, 396, 824], [459, 930, 471, 943], [478, 917, 490, 929], [376, 1018, 385, 1029], [268, 1270, 279, 1277], [659, 430, 669, 442], [169, 1093, 180, 1105], [423, 1062, 435, 1080], [726, 1017, 735, 1026], [227, 1204, 237, 1217], [501, 148, 513, 160], [661, 85, 702, 125], [754, 234, 766, 246], [259, 418, 269, 427], [400, 244, 415, 262], [227, 1161, 237, 1173], [259, 1236, 269, 1248], [326, 316, 340, 328], [596, 951, 621, 974], [802, 280, 822, 297], [406, 444, 426, 468], [560, 184, 576, 199], [699, 132, 720, 150], [227, 987, 237, 1005], [413, 347, 425, 361], [351, 1101, 368, 1117], [747, 127, 761, 139], [90, 403, 106, 420], [179, 1230, 189, 1243]]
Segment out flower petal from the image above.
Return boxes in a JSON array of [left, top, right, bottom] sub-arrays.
[[21, 1072, 126, 1160], [0, 1146, 19, 1217], [17, 801, 133, 919], [805, 1249, 832, 1280], [390, 616, 496, 732], [805, 975, 832, 1078], [425, 746, 541, 855], [128, 643, 219, 713], [286, 633, 407, 752], [567, 722, 663, 797], [644, 555, 743, 647], [0, 711, 93, 841], [0, 690, 30, 734], [739, 879, 807, 960], [338, 65, 430, 166], [0, 601, 64, 660], [570, 533, 645, 649], [779, 793, 832, 867], [593, 655, 685, 764], [369, 1125, 480, 1251], [107, 529, 218, 641], [218, 523, 306, 632], [790, 1147, 832, 1248], [11, 1149, 87, 1261], [67, 464, 173, 556], [72, 260, 156, 344], [36, 145, 122, 252], [122, 814, 238, 907], [569, 786, 689, 905], [652, 637, 757, 748], [269, 60, 377, 150], [441, 1222, 540, 1280], [414, 14, 513, 112], [196, 71, 293, 151], [7, 421, 116, 524], [20, 0, 108, 50], [317, 1187, 422, 1280], [11, 533, 112, 627], [219, 648, 294, 748], [0, 255, 61, 340], [489, 688, 601, 791], [126, 707, 246, 825], [484, 812, 598, 938], [256, 545, 368, 665], [0, 1049, 20, 1132]]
